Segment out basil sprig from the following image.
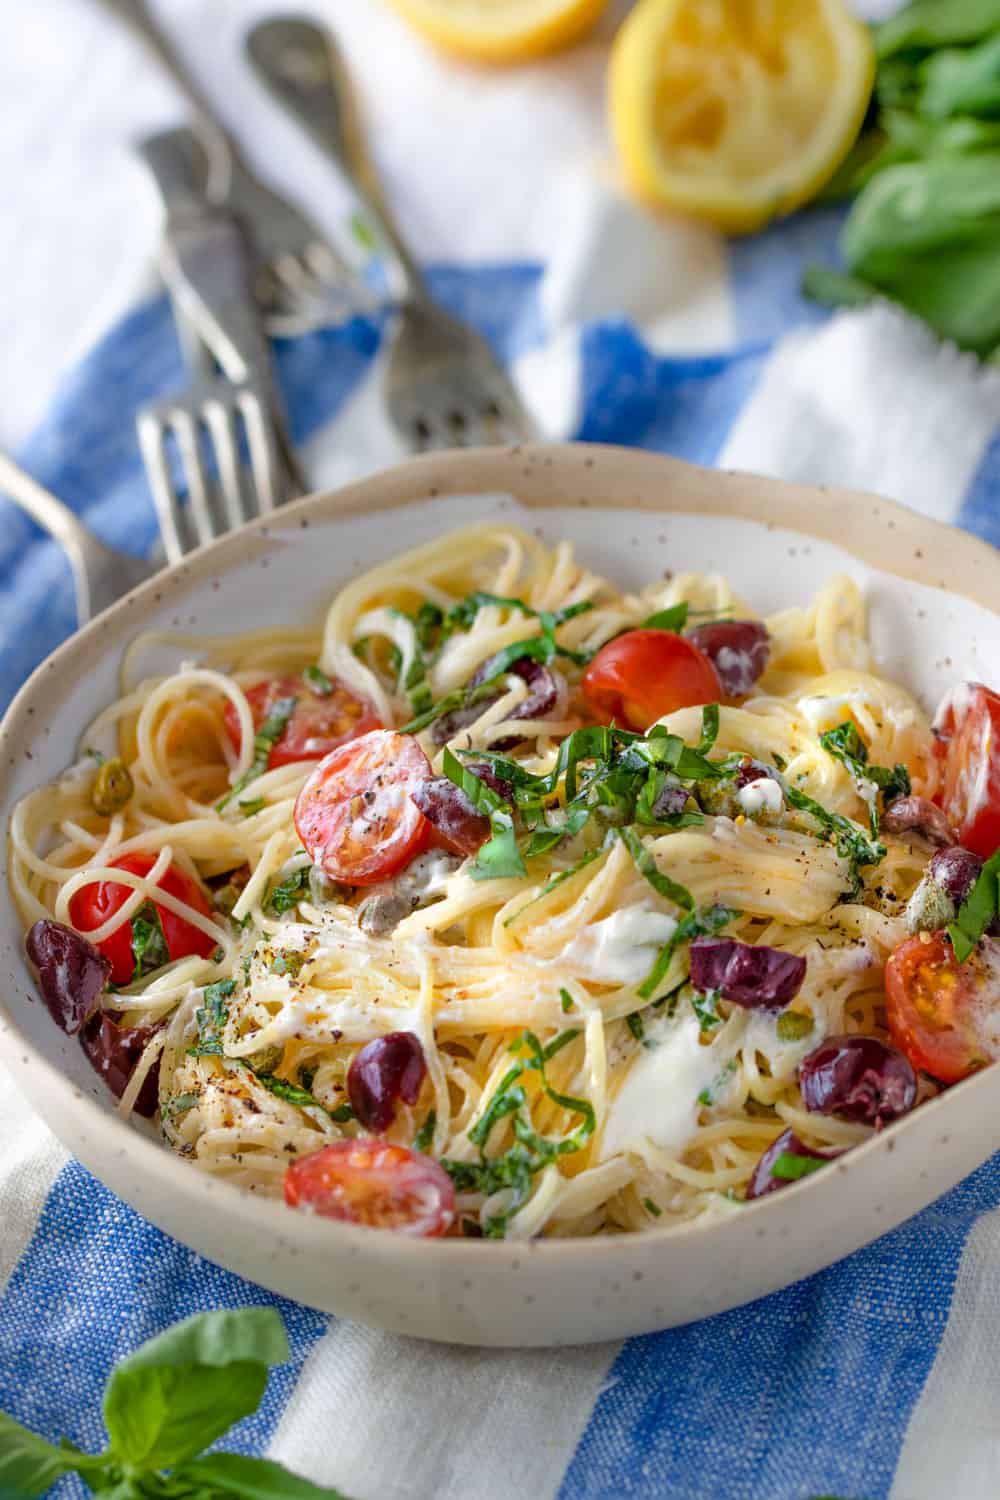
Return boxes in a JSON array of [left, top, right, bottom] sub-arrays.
[[949, 848, 1000, 962], [441, 1028, 594, 1237], [0, 1308, 353, 1498], [819, 720, 911, 835], [217, 695, 297, 811]]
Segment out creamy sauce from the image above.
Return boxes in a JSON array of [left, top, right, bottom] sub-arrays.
[[798, 690, 870, 730], [558, 905, 677, 986], [601, 1013, 720, 1160], [736, 778, 783, 815]]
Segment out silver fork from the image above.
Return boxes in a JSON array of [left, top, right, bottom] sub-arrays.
[[95, 0, 370, 335], [0, 451, 155, 625], [246, 17, 537, 452], [136, 142, 304, 564]]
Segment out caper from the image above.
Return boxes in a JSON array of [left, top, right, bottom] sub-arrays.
[[776, 1010, 814, 1042], [91, 757, 133, 815]]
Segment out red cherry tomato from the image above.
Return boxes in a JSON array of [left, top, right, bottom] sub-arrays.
[[885, 931, 1000, 1084], [935, 683, 1000, 858], [294, 729, 431, 886], [581, 629, 722, 731], [69, 853, 217, 987], [224, 673, 382, 771], [284, 1139, 455, 1236]]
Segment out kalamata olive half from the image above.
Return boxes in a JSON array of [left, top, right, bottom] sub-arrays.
[[476, 658, 564, 750], [412, 777, 491, 856], [689, 937, 807, 1011], [25, 919, 111, 1035], [799, 1034, 917, 1126], [882, 796, 956, 847], [929, 846, 984, 906], [80, 1013, 162, 1117], [746, 1128, 843, 1200], [687, 621, 770, 697], [347, 1031, 428, 1133]]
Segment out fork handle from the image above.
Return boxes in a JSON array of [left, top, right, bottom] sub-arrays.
[[0, 452, 97, 623], [245, 17, 428, 301], [95, 0, 234, 201]]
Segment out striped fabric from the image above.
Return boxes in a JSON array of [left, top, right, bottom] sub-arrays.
[[4, 3, 1000, 1496]]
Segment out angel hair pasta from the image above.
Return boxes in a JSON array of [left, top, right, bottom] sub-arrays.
[[14, 523, 1000, 1240]]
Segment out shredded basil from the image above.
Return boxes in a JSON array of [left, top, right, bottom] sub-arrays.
[[698, 703, 721, 755], [161, 1091, 199, 1122], [217, 695, 296, 810], [238, 796, 266, 817], [330, 1102, 355, 1124], [642, 1196, 663, 1217], [303, 664, 334, 695], [442, 1028, 594, 1237], [130, 904, 170, 980], [781, 778, 885, 883], [414, 1111, 437, 1153], [638, 903, 737, 1001], [187, 978, 236, 1058], [250, 1071, 329, 1111], [771, 1151, 828, 1182], [949, 849, 1000, 962], [640, 602, 689, 633], [618, 825, 694, 910], [560, 989, 574, 1013], [697, 1057, 737, 1107], [691, 988, 722, 1033], [626, 1012, 645, 1042], [441, 747, 526, 881], [819, 720, 911, 835], [266, 866, 311, 916]]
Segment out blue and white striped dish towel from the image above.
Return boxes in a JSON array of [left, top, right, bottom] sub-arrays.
[[5, 2, 1000, 1497]]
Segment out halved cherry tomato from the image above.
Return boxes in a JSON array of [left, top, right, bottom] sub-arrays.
[[582, 629, 722, 730], [284, 1139, 455, 1237], [294, 729, 431, 886], [885, 930, 1000, 1084], [68, 853, 217, 987], [935, 683, 1000, 858], [224, 673, 382, 771]]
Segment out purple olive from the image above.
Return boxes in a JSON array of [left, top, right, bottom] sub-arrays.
[[465, 762, 515, 805], [689, 937, 807, 1011], [25, 919, 111, 1035], [929, 846, 983, 906], [882, 796, 956, 847], [412, 777, 490, 856], [746, 1128, 842, 1200], [347, 1031, 428, 1133], [432, 658, 563, 749], [799, 1034, 916, 1126], [80, 1013, 162, 1118], [687, 621, 770, 698]]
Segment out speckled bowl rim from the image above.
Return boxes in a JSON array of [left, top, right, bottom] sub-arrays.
[[2, 441, 1000, 1274]]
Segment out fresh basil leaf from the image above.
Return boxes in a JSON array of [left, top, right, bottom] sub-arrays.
[[104, 1308, 288, 1470], [642, 1196, 663, 1217], [818, 721, 911, 834], [618, 826, 694, 911], [172, 1452, 353, 1499], [250, 1071, 331, 1114], [187, 978, 235, 1058], [0, 1412, 86, 1497], [771, 1151, 829, 1182], [161, 1091, 199, 1123], [414, 1110, 436, 1153], [524, 805, 589, 859], [560, 989, 574, 1013], [218, 696, 297, 810], [782, 779, 885, 879], [638, 903, 737, 1000], [626, 1012, 645, 1041], [267, 866, 312, 916], [876, 0, 1000, 59], [949, 849, 1000, 962], [303, 665, 334, 696], [640, 602, 689, 632], [130, 904, 169, 980]]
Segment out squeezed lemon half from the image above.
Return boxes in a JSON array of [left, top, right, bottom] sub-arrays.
[[610, 0, 875, 233], [384, 0, 610, 63]]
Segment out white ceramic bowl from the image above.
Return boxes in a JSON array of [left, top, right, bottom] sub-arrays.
[[3, 444, 1000, 1348]]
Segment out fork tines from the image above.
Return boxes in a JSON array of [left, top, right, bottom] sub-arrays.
[[138, 377, 292, 565]]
